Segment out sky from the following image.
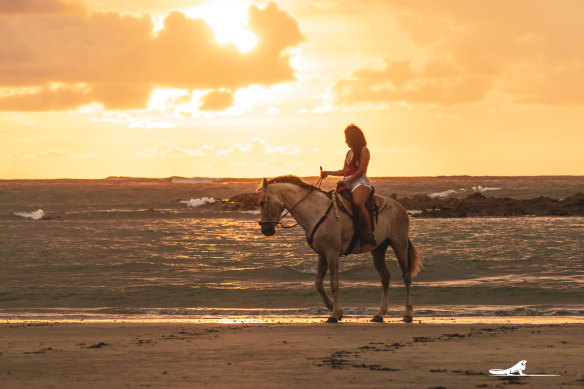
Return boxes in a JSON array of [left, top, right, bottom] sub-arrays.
[[1, 0, 583, 179]]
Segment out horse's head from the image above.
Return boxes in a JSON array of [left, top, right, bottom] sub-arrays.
[[258, 178, 284, 237]]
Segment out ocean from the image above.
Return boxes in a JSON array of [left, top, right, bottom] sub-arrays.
[[1, 176, 583, 322]]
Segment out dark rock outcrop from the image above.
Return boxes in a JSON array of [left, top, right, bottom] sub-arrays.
[[215, 191, 584, 217], [224, 192, 260, 211], [398, 193, 584, 217]]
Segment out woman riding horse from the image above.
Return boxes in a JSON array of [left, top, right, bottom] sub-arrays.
[[321, 124, 376, 246]]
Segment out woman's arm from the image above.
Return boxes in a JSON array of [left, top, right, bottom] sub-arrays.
[[341, 147, 370, 184], [321, 151, 350, 178], [322, 169, 344, 178]]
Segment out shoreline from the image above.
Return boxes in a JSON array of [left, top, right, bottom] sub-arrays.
[[2, 315, 584, 325], [1, 321, 582, 388]]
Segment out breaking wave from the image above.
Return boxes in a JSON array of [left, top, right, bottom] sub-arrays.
[[429, 186, 502, 198], [181, 197, 216, 207], [14, 209, 45, 220], [429, 190, 456, 198], [473, 185, 501, 193]]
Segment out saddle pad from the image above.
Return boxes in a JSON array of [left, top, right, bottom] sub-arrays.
[[336, 194, 386, 217]]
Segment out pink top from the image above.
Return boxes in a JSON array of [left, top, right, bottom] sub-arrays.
[[343, 152, 359, 177]]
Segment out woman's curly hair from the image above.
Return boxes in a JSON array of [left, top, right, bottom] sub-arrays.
[[344, 124, 367, 166]]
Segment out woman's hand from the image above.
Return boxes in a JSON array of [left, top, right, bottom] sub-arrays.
[[337, 179, 347, 186], [320, 170, 328, 179]]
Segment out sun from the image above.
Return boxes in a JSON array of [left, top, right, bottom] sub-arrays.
[[186, 1, 258, 52]]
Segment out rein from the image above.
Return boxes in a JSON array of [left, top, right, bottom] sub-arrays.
[[259, 176, 332, 247], [259, 176, 323, 229]]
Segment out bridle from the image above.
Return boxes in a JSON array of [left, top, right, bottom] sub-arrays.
[[258, 176, 323, 229]]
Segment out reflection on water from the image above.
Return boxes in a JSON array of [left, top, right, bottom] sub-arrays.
[[1, 307, 584, 325], [0, 214, 582, 314]]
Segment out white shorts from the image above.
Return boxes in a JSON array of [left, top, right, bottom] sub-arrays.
[[344, 174, 372, 192]]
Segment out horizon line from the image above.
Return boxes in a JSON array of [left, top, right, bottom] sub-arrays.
[[2, 174, 584, 181]]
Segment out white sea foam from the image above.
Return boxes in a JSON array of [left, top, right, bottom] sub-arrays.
[[95, 209, 135, 213], [14, 209, 45, 220], [429, 186, 502, 198], [429, 189, 456, 198], [239, 210, 260, 215], [473, 185, 501, 193], [181, 197, 216, 208], [171, 177, 214, 184], [407, 210, 423, 215], [65, 209, 149, 214]]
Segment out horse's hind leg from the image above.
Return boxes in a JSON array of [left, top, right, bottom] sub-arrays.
[[402, 271, 413, 323], [394, 240, 414, 323], [371, 240, 391, 322], [315, 255, 333, 311]]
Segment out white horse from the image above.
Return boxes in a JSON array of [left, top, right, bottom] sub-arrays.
[[258, 176, 423, 323]]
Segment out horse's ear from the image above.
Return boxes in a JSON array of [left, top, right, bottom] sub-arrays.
[[262, 178, 268, 188]]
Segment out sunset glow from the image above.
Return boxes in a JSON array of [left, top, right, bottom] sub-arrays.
[[186, 2, 258, 52], [1, 0, 583, 178]]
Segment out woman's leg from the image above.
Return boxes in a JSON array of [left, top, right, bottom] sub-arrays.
[[352, 185, 373, 234]]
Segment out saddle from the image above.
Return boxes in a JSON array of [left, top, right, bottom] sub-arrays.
[[335, 184, 386, 255]]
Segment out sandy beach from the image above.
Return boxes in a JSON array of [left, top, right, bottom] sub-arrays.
[[1, 320, 583, 388]]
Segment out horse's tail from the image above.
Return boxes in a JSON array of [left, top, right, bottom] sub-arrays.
[[408, 239, 423, 277]]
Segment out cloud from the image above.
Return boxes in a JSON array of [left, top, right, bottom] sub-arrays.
[[135, 144, 214, 158], [129, 120, 177, 129], [199, 90, 234, 111], [0, 0, 84, 14], [0, 2, 303, 111], [333, 58, 492, 106], [89, 110, 176, 128], [332, 0, 584, 106], [17, 148, 96, 159], [267, 107, 280, 115], [91, 111, 135, 123], [0, 83, 152, 111], [216, 138, 300, 156]]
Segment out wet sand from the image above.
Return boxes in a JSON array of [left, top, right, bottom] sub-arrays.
[[1, 321, 583, 388]]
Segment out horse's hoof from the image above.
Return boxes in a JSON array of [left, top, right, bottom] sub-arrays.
[[326, 317, 339, 323], [371, 316, 384, 323], [402, 315, 413, 323]]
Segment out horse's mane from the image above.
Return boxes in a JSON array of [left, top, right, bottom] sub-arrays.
[[263, 175, 330, 195]]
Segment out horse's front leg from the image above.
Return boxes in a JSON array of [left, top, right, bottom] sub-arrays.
[[326, 254, 343, 323], [315, 255, 333, 311]]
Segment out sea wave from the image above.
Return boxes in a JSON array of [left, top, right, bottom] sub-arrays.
[[429, 186, 502, 198], [99, 305, 584, 317], [14, 209, 45, 220], [181, 197, 216, 207], [65, 208, 178, 215], [2, 305, 583, 322], [239, 210, 260, 215], [429, 190, 456, 198], [473, 185, 501, 193]]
